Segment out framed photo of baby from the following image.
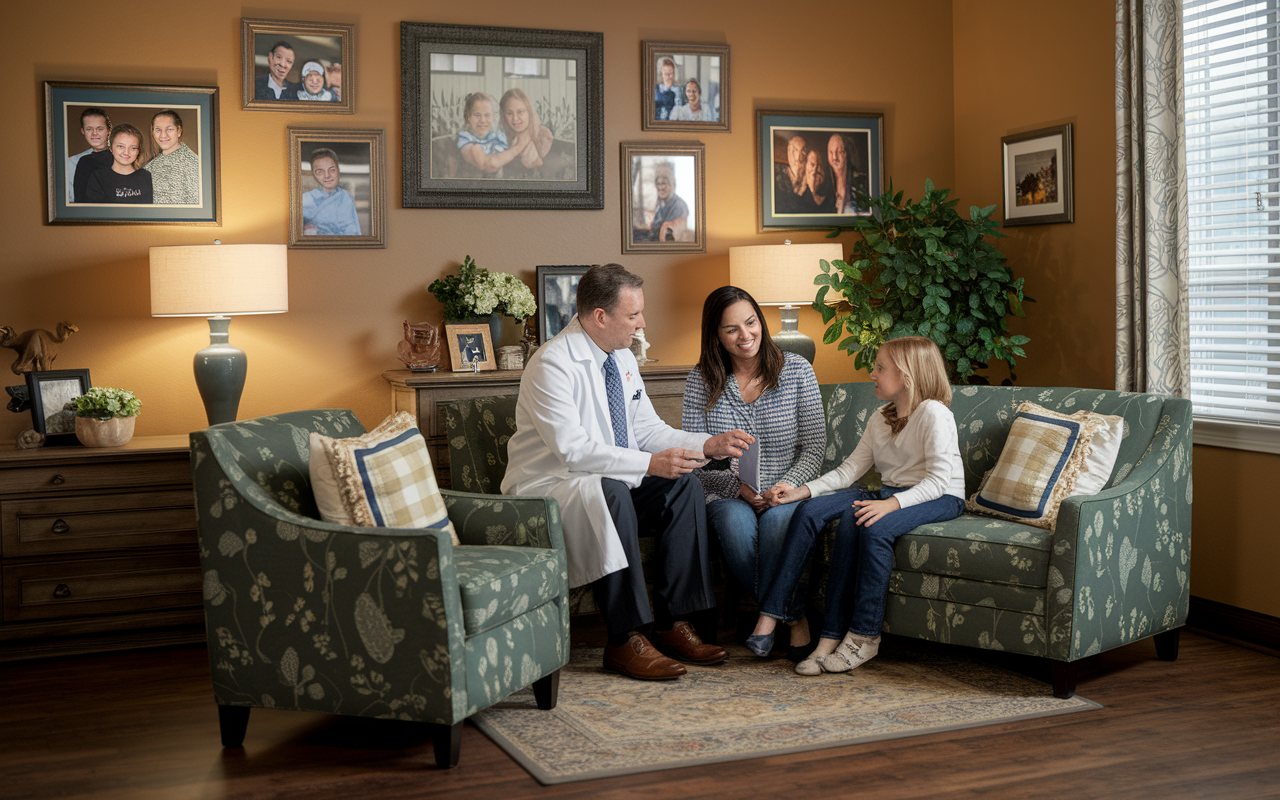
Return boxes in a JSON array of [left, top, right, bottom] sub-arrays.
[[641, 41, 730, 133], [287, 128, 386, 249], [756, 110, 884, 232], [44, 82, 221, 225], [241, 18, 354, 113], [400, 22, 604, 210], [620, 141, 706, 255]]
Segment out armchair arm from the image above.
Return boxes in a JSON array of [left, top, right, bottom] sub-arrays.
[[441, 489, 564, 552]]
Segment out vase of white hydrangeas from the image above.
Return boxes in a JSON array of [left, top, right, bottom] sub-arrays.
[[428, 255, 537, 347]]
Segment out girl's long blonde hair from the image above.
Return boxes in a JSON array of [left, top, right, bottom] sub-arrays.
[[499, 88, 542, 141], [878, 336, 951, 435]]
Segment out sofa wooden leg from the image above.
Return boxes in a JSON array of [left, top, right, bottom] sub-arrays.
[[1051, 661, 1078, 699], [430, 722, 463, 769], [533, 669, 561, 710], [217, 704, 250, 748], [1154, 628, 1181, 662]]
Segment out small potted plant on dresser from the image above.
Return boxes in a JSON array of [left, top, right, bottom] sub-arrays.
[[69, 387, 142, 447]]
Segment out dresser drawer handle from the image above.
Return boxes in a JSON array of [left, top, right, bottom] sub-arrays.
[[51, 474, 66, 485], [51, 519, 71, 534], [53, 583, 72, 599]]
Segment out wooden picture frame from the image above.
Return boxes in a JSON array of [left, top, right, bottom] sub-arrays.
[[1001, 123, 1074, 226], [641, 41, 730, 133], [287, 128, 386, 248], [445, 323, 496, 372], [25, 369, 91, 446], [756, 109, 884, 231], [400, 21, 604, 210], [536, 265, 591, 343], [620, 141, 706, 254], [241, 18, 354, 113], [45, 82, 221, 225]]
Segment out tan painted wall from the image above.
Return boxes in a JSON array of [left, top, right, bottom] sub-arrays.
[[952, 0, 1280, 619]]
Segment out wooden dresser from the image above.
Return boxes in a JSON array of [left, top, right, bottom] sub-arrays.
[[383, 365, 692, 488], [0, 435, 204, 661]]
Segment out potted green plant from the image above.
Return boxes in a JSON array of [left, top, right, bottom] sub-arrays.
[[428, 255, 537, 347], [814, 180, 1032, 383], [68, 387, 142, 447]]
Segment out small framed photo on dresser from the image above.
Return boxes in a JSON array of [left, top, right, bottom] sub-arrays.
[[445, 323, 495, 372], [25, 369, 91, 446]]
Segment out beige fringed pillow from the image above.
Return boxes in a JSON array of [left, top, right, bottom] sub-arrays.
[[309, 411, 459, 544], [967, 402, 1123, 530]]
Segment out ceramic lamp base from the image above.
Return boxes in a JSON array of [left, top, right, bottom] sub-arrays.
[[772, 305, 815, 364], [194, 316, 247, 426]]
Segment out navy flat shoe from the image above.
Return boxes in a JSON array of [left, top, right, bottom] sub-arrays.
[[745, 633, 774, 658], [787, 638, 818, 663]]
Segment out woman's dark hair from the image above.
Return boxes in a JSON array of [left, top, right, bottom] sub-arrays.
[[696, 285, 784, 410]]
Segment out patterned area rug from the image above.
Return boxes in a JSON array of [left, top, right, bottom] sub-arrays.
[[474, 641, 1099, 784]]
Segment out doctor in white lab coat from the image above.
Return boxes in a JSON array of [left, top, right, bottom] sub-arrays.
[[502, 264, 752, 680]]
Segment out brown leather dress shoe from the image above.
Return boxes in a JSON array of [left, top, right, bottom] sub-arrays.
[[603, 634, 687, 680], [651, 621, 728, 665]]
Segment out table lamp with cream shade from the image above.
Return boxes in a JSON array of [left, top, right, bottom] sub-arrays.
[[728, 240, 844, 363], [150, 242, 288, 426]]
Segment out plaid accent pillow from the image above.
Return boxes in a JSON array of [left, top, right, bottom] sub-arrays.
[[309, 411, 459, 544], [967, 402, 1114, 530]]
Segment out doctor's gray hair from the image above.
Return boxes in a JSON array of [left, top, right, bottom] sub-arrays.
[[577, 264, 644, 315]]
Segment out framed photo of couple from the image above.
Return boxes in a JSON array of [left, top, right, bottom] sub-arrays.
[[756, 109, 884, 231], [241, 18, 354, 113], [287, 128, 386, 249], [641, 41, 730, 133]]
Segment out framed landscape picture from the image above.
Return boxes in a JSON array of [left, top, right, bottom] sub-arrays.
[[756, 109, 884, 231], [287, 128, 386, 249], [241, 18, 354, 113], [536, 265, 590, 343], [45, 82, 220, 225], [641, 40, 729, 133], [620, 141, 706, 254], [400, 21, 604, 209], [1001, 123, 1074, 226]]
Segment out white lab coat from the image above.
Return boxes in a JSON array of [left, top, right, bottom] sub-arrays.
[[501, 316, 709, 587]]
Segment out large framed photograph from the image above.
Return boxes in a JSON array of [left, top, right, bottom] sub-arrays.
[[536, 265, 590, 343], [445, 324, 496, 372], [1001, 123, 1074, 226], [621, 141, 706, 255], [400, 22, 604, 210], [45, 82, 220, 225], [241, 18, 354, 113], [288, 128, 385, 249], [756, 110, 884, 231], [641, 41, 729, 133], [25, 369, 91, 446]]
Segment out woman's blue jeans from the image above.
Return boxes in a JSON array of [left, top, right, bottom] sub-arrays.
[[758, 486, 965, 639], [706, 498, 800, 614]]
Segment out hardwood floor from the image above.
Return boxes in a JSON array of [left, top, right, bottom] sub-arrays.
[[1, 628, 1277, 799]]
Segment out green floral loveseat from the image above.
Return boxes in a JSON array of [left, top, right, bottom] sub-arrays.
[[190, 409, 569, 768]]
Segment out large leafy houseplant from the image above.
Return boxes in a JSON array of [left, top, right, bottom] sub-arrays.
[[813, 180, 1031, 383]]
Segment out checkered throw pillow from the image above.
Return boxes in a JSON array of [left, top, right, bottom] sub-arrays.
[[967, 402, 1116, 530], [309, 411, 459, 544]]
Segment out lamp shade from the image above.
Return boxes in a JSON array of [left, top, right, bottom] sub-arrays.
[[728, 242, 844, 306], [150, 244, 289, 317]]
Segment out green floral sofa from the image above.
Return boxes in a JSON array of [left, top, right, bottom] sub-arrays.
[[189, 409, 569, 768]]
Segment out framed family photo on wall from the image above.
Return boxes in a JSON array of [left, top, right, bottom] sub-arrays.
[[400, 21, 604, 209], [1001, 123, 1073, 226], [620, 141, 706, 254], [241, 18, 354, 113], [25, 369, 91, 446], [287, 128, 386, 249], [641, 41, 729, 133], [536, 265, 590, 343], [45, 82, 220, 225], [756, 109, 884, 231]]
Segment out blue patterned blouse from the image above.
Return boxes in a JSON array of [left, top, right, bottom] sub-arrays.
[[682, 352, 826, 502]]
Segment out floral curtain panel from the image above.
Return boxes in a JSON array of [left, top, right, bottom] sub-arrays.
[[1115, 0, 1190, 397]]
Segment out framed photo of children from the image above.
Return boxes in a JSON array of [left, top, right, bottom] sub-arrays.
[[756, 110, 884, 231], [287, 128, 386, 249], [1001, 123, 1074, 226], [44, 82, 221, 225], [641, 41, 730, 133], [535, 265, 591, 343], [400, 22, 604, 210], [241, 18, 354, 113], [444, 324, 496, 372], [620, 141, 706, 255], [25, 369, 91, 446]]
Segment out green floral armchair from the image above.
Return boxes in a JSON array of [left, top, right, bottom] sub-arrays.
[[189, 409, 569, 768]]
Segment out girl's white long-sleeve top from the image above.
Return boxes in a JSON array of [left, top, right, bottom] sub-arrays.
[[805, 399, 966, 508]]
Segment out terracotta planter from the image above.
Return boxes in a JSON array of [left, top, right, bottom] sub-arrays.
[[75, 415, 136, 448]]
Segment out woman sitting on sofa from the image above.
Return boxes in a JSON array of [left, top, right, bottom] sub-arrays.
[[682, 286, 826, 659]]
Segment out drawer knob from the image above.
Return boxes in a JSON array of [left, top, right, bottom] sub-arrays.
[[51, 519, 70, 534], [51, 474, 66, 485], [53, 583, 72, 599]]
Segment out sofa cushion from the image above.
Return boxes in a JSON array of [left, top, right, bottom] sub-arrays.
[[894, 514, 1052, 588], [455, 545, 565, 636]]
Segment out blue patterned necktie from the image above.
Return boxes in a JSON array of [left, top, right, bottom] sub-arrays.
[[603, 353, 628, 448]]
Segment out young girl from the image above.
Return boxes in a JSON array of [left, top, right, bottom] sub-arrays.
[[456, 92, 522, 174], [84, 124, 153, 204], [144, 110, 199, 205], [746, 336, 966, 675], [499, 88, 554, 170]]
